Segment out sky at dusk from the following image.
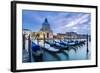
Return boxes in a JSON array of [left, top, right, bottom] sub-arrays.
[[22, 10, 91, 35]]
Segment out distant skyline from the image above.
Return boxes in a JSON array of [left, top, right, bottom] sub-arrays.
[[22, 10, 91, 35]]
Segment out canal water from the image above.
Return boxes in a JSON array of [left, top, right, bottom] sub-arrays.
[[22, 39, 91, 63]]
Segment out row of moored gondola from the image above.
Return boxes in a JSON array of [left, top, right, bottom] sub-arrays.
[[44, 40, 86, 53]]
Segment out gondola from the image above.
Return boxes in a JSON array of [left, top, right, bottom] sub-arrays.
[[45, 40, 86, 52], [31, 42, 63, 61], [42, 43, 60, 53], [45, 41, 69, 50]]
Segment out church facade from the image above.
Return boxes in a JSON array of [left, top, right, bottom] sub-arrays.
[[31, 18, 53, 40]]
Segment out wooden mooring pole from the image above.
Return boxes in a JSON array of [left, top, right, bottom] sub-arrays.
[[43, 33, 45, 47], [28, 35, 32, 62], [86, 34, 89, 59], [23, 34, 25, 50]]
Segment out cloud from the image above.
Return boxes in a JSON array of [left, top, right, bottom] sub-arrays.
[[52, 13, 90, 34], [65, 14, 90, 28], [23, 10, 91, 34]]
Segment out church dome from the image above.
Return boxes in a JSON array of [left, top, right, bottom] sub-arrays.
[[40, 18, 53, 33]]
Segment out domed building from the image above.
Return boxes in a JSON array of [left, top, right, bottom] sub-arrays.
[[40, 18, 53, 33], [31, 18, 53, 40], [37, 18, 53, 39]]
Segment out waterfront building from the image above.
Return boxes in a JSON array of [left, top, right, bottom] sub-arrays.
[[57, 32, 89, 39]]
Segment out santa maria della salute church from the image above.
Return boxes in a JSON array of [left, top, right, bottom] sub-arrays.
[[23, 18, 54, 40]]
